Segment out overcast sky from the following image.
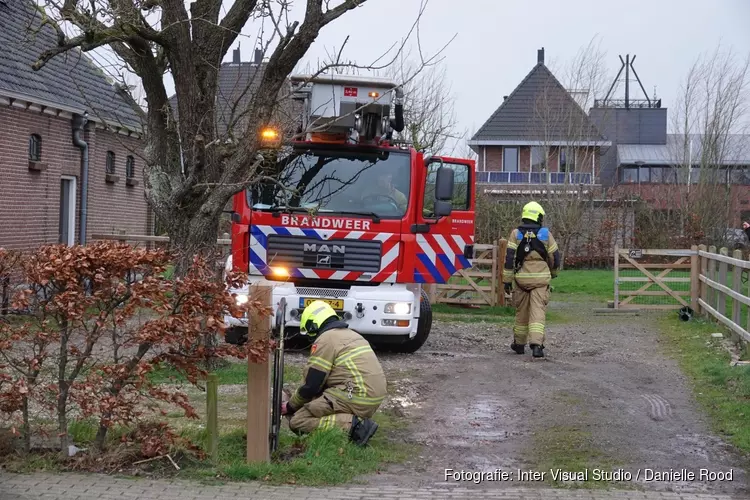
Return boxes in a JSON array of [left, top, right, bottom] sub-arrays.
[[163, 0, 750, 146]]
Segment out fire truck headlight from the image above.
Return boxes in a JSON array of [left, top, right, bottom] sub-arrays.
[[271, 266, 289, 277], [235, 294, 249, 305], [385, 302, 411, 315]]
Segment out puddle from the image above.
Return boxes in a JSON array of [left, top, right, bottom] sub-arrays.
[[414, 395, 522, 445]]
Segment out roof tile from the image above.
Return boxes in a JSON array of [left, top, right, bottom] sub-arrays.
[[0, 0, 143, 130], [471, 62, 606, 144]]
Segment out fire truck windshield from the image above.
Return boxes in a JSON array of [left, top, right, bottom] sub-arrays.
[[248, 148, 411, 218]]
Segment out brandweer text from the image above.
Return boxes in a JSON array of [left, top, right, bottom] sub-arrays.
[[280, 215, 372, 231]]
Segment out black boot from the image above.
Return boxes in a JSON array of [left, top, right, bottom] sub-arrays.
[[530, 344, 545, 358], [510, 342, 525, 354], [349, 416, 378, 447]]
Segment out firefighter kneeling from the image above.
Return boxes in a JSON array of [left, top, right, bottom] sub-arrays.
[[281, 300, 386, 446], [503, 201, 561, 358]]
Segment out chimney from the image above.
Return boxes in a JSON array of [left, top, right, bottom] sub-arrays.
[[503, 95, 508, 101], [537, 47, 544, 65], [254, 49, 262, 65], [232, 47, 241, 64]]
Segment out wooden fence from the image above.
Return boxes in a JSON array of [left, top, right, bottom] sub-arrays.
[[426, 238, 508, 307], [614, 245, 750, 343], [696, 244, 750, 343]]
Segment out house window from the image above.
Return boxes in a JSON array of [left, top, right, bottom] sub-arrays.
[[106, 151, 116, 174], [620, 166, 638, 183], [560, 147, 576, 172], [503, 147, 518, 172], [29, 134, 41, 161], [730, 167, 750, 185], [649, 167, 664, 184], [531, 146, 547, 171], [126, 155, 135, 178], [638, 166, 650, 183]]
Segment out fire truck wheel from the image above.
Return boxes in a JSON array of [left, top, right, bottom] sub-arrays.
[[390, 288, 432, 354]]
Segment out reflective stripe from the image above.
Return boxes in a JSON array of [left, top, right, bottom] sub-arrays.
[[516, 272, 551, 278], [548, 242, 558, 252], [345, 359, 367, 397], [318, 415, 336, 429], [290, 391, 306, 408], [513, 326, 529, 333], [529, 323, 545, 332], [309, 355, 333, 372], [334, 345, 372, 365], [328, 388, 385, 406], [507, 241, 519, 249]]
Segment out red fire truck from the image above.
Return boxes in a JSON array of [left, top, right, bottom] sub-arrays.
[[224, 73, 476, 353]]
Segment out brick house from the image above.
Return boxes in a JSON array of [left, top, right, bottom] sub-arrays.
[[0, 0, 148, 252], [468, 48, 611, 185]]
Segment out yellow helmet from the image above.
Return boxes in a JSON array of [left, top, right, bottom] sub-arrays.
[[521, 201, 545, 222], [299, 300, 338, 336]]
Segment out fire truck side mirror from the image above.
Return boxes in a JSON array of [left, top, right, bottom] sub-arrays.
[[434, 200, 452, 218], [433, 165, 454, 218], [435, 165, 455, 201]]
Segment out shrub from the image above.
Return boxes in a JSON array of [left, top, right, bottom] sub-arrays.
[[0, 242, 272, 457]]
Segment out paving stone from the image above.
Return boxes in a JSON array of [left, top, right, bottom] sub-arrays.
[[0, 472, 747, 500]]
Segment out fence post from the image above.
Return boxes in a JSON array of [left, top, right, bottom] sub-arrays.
[[718, 248, 728, 318], [732, 249, 743, 344], [614, 244, 619, 309], [247, 284, 271, 463], [207, 373, 219, 462], [708, 246, 717, 309], [698, 244, 707, 315], [690, 245, 700, 314], [491, 243, 498, 306]]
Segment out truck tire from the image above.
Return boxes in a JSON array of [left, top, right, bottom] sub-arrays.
[[390, 288, 432, 353]]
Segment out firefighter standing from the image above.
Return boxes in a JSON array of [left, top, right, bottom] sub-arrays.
[[503, 201, 561, 358], [281, 300, 386, 446]]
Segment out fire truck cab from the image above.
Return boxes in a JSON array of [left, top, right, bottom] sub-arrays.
[[224, 73, 476, 353]]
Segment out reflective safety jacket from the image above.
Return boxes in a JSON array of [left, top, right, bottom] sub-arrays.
[[503, 223, 561, 289], [288, 321, 387, 411]]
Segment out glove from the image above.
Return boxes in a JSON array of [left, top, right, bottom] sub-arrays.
[[504, 283, 512, 294]]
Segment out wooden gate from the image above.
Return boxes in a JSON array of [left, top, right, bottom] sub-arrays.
[[427, 240, 508, 307], [614, 246, 699, 310]]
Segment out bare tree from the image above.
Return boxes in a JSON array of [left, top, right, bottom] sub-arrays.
[[385, 53, 461, 155], [529, 37, 613, 267], [33, 0, 446, 274], [662, 45, 750, 248]]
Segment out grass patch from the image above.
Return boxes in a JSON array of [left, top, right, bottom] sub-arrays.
[[178, 409, 413, 485], [552, 269, 613, 301], [149, 362, 303, 386], [659, 315, 750, 452], [528, 425, 622, 489]]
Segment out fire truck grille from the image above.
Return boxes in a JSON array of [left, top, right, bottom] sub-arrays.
[[266, 235, 382, 273], [294, 287, 348, 298]]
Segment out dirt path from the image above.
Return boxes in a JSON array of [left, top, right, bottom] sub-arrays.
[[331, 299, 750, 496]]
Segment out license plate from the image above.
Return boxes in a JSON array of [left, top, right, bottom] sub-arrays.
[[299, 297, 344, 310]]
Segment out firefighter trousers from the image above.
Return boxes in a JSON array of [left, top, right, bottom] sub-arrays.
[[288, 391, 380, 435], [512, 284, 551, 346]]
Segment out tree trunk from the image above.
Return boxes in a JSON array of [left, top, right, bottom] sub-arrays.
[[22, 397, 30, 454], [168, 210, 222, 278], [57, 321, 69, 459]]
